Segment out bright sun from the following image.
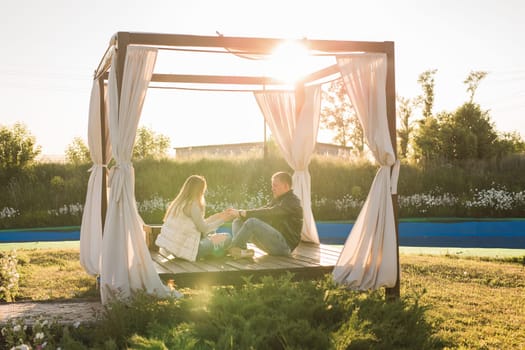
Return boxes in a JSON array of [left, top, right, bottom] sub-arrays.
[[266, 40, 311, 85]]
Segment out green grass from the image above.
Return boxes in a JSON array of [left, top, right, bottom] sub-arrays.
[[0, 225, 80, 232], [0, 241, 80, 251], [399, 217, 525, 222], [400, 254, 525, 349], [327, 244, 525, 259], [13, 247, 98, 301], [400, 246, 525, 258], [4, 237, 525, 256], [2, 246, 524, 349]]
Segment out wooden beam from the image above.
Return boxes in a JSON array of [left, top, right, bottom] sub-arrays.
[[94, 43, 114, 80], [151, 74, 282, 85], [99, 33, 392, 88], [123, 31, 391, 54], [100, 72, 293, 86], [302, 64, 340, 84]]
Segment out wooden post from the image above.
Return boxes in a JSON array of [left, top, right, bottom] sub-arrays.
[[384, 42, 400, 301], [115, 32, 130, 105], [263, 120, 268, 159], [98, 77, 108, 230], [295, 81, 306, 118], [99, 32, 129, 233]]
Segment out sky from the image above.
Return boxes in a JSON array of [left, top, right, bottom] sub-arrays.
[[1, 0, 524, 156]]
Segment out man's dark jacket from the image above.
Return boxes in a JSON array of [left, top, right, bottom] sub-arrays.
[[244, 190, 303, 250]]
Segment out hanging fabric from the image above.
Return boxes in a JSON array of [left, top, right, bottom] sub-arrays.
[[254, 85, 321, 243], [332, 53, 399, 290], [80, 74, 112, 276], [100, 46, 179, 303]]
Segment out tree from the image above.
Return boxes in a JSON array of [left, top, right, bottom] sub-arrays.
[[415, 69, 438, 119], [0, 122, 41, 172], [495, 131, 525, 156], [133, 126, 171, 160], [320, 79, 364, 153], [410, 69, 523, 163], [412, 113, 443, 162], [464, 70, 488, 103], [65, 137, 90, 164], [413, 103, 499, 162], [451, 103, 498, 159], [396, 95, 415, 159], [64, 127, 171, 164]]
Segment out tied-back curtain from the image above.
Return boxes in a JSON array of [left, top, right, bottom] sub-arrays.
[[101, 46, 173, 304], [254, 85, 321, 244], [80, 78, 112, 276], [332, 54, 398, 290]]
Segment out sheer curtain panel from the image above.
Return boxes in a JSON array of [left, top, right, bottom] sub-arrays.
[[254, 85, 321, 243], [332, 54, 399, 290], [80, 78, 111, 276], [100, 46, 177, 304]]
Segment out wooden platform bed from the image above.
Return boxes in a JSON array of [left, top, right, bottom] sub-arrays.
[[149, 234, 342, 288]]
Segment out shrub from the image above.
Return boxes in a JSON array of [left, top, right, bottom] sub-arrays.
[[194, 274, 332, 350], [0, 274, 442, 349], [92, 290, 188, 349]]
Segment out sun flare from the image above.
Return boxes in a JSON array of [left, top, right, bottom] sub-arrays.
[[266, 40, 311, 85]]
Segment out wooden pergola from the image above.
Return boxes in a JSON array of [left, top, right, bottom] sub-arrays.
[[93, 32, 400, 299]]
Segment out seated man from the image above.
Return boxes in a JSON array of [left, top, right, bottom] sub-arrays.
[[229, 171, 303, 258]]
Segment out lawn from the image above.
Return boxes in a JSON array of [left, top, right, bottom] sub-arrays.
[[2, 244, 525, 349], [400, 254, 524, 349]]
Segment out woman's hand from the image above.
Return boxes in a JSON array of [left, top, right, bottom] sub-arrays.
[[221, 208, 238, 221]]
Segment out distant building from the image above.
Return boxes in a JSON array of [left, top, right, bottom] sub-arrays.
[[36, 154, 67, 163], [314, 142, 354, 158], [173, 142, 353, 159]]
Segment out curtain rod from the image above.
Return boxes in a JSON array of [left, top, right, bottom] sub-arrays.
[[149, 85, 295, 93], [152, 46, 352, 57]]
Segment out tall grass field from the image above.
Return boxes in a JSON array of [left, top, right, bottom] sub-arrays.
[[1, 154, 524, 229]]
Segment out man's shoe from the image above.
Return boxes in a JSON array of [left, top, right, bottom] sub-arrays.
[[229, 247, 255, 259]]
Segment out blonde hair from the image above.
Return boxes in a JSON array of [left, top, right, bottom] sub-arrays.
[[163, 175, 207, 222]]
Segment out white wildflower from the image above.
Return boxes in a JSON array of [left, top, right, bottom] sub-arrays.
[[35, 331, 45, 340]]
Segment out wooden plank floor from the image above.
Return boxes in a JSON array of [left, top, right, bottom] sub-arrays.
[[150, 242, 342, 288]]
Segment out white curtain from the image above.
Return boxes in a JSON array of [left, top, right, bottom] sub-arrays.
[[100, 46, 173, 303], [332, 54, 400, 290], [80, 77, 111, 276], [254, 85, 321, 244]]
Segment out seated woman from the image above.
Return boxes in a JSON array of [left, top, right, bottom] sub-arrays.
[[155, 175, 234, 261]]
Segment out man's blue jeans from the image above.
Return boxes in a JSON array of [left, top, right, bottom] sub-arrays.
[[231, 218, 291, 256], [197, 233, 232, 259]]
